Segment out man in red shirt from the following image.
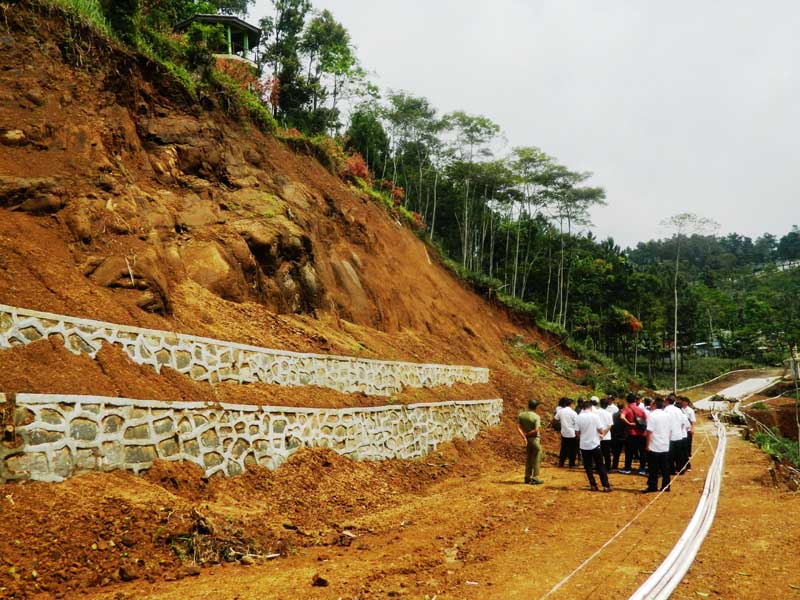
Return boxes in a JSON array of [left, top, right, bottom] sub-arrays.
[[619, 393, 647, 474]]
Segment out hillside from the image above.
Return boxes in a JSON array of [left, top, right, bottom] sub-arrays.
[[0, 4, 589, 597], [0, 4, 573, 392]]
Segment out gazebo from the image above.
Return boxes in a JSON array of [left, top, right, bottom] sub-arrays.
[[175, 14, 261, 67]]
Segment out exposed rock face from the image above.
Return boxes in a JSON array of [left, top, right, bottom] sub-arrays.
[[1, 129, 26, 146], [0, 5, 474, 332], [0, 176, 61, 211], [83, 247, 173, 315], [181, 241, 245, 303]]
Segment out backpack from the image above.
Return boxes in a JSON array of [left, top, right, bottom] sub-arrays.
[[634, 411, 647, 432], [551, 418, 561, 432]]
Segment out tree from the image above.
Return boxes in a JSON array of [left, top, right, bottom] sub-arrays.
[[299, 9, 362, 133], [345, 106, 389, 174], [778, 225, 800, 261], [441, 111, 500, 268], [660, 213, 719, 394], [259, 0, 313, 125], [140, 1, 254, 30]]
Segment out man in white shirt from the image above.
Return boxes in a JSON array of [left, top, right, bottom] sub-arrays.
[[556, 398, 579, 468], [605, 395, 619, 416], [643, 397, 672, 493], [598, 397, 614, 471], [576, 403, 611, 492], [681, 398, 696, 471], [664, 395, 688, 475]]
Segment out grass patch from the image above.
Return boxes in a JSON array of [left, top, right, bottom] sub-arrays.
[[45, 0, 112, 35], [754, 428, 800, 468], [277, 132, 347, 174]]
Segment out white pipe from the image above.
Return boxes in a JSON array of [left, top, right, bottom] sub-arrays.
[[629, 415, 727, 600]]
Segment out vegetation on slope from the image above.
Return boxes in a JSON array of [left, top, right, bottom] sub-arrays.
[[28, 0, 800, 389]]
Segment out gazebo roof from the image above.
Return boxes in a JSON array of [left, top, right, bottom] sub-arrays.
[[174, 14, 262, 48]]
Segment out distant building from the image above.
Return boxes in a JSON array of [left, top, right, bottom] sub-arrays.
[[175, 14, 262, 68], [691, 341, 719, 357]]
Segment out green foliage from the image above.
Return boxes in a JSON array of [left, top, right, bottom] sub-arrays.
[[777, 225, 800, 260], [185, 22, 225, 72], [749, 401, 768, 410], [209, 70, 277, 133], [345, 108, 389, 173], [754, 429, 800, 468], [45, 0, 113, 35], [277, 131, 347, 172], [99, 0, 140, 43]]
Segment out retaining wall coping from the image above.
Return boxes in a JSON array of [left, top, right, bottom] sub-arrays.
[[0, 304, 486, 372]]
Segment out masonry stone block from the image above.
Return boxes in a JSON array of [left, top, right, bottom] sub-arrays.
[[158, 437, 180, 458], [200, 429, 220, 449], [28, 429, 62, 446], [125, 445, 156, 465], [183, 439, 200, 457], [70, 418, 98, 441], [5, 451, 47, 476], [14, 407, 35, 426]]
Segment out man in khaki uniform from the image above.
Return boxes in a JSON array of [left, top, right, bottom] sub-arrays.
[[517, 399, 543, 485]]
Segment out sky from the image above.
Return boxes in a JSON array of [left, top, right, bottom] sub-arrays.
[[251, 0, 800, 248]]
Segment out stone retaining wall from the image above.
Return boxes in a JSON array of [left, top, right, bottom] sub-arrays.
[[0, 304, 488, 396], [0, 394, 503, 482]]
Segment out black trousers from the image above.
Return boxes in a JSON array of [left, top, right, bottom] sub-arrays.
[[686, 432, 693, 469], [559, 436, 578, 467], [600, 439, 612, 472], [670, 439, 688, 474], [611, 437, 626, 470], [624, 435, 646, 471], [647, 450, 671, 491], [581, 446, 610, 489]]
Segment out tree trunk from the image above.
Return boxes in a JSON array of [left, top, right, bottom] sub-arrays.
[[673, 240, 681, 395], [430, 170, 438, 240], [462, 179, 470, 268]]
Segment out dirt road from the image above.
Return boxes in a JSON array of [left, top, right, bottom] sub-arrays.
[[77, 372, 800, 600], [82, 430, 718, 600]]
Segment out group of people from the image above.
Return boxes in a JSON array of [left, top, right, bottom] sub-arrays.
[[517, 392, 696, 493]]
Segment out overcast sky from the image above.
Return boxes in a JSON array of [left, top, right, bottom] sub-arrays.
[[251, 0, 799, 248]]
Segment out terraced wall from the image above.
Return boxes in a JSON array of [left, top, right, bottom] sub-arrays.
[[0, 304, 488, 396], [0, 394, 503, 482]]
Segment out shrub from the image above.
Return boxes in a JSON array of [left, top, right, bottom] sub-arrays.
[[186, 22, 225, 73], [208, 70, 277, 134], [215, 57, 268, 99], [754, 429, 800, 468], [99, 0, 140, 43], [343, 153, 370, 182]]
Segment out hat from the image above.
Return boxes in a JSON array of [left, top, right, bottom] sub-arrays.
[[528, 399, 540, 410], [590, 396, 600, 403]]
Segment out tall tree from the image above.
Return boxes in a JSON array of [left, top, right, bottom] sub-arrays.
[[660, 213, 719, 394], [259, 0, 313, 125]]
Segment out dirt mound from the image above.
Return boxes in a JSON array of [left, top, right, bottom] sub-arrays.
[[0, 434, 513, 598]]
